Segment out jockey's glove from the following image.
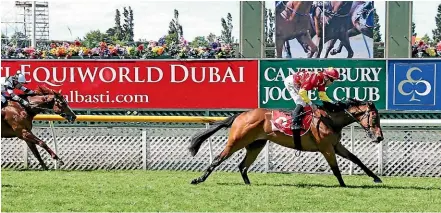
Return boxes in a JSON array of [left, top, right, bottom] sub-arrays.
[[11, 94, 21, 101]]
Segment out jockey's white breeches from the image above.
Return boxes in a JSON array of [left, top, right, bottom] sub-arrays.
[[284, 75, 307, 107]]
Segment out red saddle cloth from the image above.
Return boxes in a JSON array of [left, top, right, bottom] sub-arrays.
[[269, 106, 313, 136]]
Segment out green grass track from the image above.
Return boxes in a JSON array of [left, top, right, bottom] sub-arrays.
[[2, 170, 440, 212]]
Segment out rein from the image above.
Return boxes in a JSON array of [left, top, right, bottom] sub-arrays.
[[324, 1, 351, 18], [343, 106, 374, 138]]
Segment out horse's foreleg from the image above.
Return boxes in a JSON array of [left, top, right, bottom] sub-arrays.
[[285, 41, 292, 58], [318, 142, 346, 187], [334, 143, 382, 183], [21, 130, 64, 166], [300, 34, 318, 58], [276, 38, 284, 58], [298, 39, 309, 53], [331, 28, 360, 55], [238, 140, 267, 185], [26, 141, 48, 170], [331, 41, 343, 56], [324, 39, 338, 58], [340, 34, 354, 58], [316, 36, 323, 58]]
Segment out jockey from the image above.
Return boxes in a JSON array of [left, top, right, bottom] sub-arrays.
[[1, 71, 36, 109], [283, 67, 340, 148]]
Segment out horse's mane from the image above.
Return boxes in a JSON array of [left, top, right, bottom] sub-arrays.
[[345, 98, 369, 108], [17, 85, 57, 99], [270, 98, 374, 115], [322, 98, 372, 113], [35, 85, 56, 95]]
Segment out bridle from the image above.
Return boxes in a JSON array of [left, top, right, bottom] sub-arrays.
[[343, 103, 375, 138]]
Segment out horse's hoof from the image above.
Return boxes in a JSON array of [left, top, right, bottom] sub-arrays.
[[190, 179, 199, 185], [57, 159, 65, 166], [330, 50, 337, 55], [373, 178, 383, 183]]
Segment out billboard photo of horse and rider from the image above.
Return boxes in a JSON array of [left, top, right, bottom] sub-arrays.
[[275, 1, 375, 58]]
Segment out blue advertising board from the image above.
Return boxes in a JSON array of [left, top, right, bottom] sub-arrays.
[[388, 60, 441, 111]]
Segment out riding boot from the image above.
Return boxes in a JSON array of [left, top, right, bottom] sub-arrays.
[[291, 104, 304, 150]]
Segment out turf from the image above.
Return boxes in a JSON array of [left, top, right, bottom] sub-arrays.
[[1, 169, 440, 212]]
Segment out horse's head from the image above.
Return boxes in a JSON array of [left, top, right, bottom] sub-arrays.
[[34, 86, 77, 123], [345, 98, 384, 143], [52, 90, 77, 123]]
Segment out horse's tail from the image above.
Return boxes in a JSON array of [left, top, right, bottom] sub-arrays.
[[188, 113, 241, 157]]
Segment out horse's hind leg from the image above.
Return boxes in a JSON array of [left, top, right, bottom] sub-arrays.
[[190, 148, 233, 185], [26, 142, 48, 170], [238, 140, 267, 185], [21, 129, 64, 166], [191, 123, 261, 185], [318, 142, 346, 187], [334, 143, 382, 183]]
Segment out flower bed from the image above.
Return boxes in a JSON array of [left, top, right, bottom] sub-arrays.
[[1, 37, 237, 60]]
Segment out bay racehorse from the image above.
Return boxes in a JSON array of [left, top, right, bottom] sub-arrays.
[[1, 85, 77, 170], [295, 1, 324, 58], [276, 1, 318, 58], [189, 98, 384, 187]]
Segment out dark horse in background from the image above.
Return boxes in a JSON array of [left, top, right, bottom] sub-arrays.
[[328, 1, 375, 56], [283, 1, 324, 58], [275, 1, 318, 58], [298, 1, 367, 58], [320, 1, 354, 58]]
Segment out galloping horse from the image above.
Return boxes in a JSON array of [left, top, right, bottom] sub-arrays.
[[329, 1, 375, 56], [320, 1, 354, 58], [276, 1, 318, 58], [295, 1, 324, 58], [297, 1, 355, 58], [1, 85, 77, 170], [189, 99, 384, 187]]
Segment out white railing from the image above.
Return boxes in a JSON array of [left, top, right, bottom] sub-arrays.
[[2, 118, 440, 177]]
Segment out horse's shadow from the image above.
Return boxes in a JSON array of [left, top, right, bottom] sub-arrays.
[[216, 182, 441, 191]]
